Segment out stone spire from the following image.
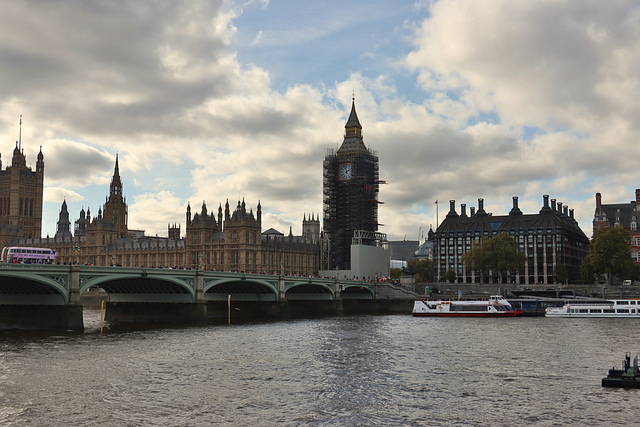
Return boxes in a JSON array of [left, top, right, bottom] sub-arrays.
[[109, 154, 123, 201], [344, 94, 362, 138]]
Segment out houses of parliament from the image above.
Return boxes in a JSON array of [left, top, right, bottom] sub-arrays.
[[0, 126, 320, 275]]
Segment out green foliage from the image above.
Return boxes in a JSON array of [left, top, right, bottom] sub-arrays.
[[407, 258, 434, 283], [462, 232, 526, 282], [389, 267, 402, 279], [462, 240, 488, 274], [581, 226, 634, 284], [553, 264, 568, 284], [444, 269, 457, 283]]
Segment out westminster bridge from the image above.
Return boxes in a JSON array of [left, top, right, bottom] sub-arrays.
[[0, 264, 414, 331]]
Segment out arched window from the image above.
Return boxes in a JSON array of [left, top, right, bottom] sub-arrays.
[[631, 222, 638, 231]]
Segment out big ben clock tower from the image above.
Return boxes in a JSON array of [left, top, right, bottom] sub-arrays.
[[322, 97, 382, 271]]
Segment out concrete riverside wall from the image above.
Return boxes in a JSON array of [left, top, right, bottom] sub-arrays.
[[0, 304, 84, 332], [206, 298, 413, 323], [105, 301, 207, 326]]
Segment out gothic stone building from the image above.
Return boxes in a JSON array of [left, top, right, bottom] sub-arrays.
[[593, 189, 640, 264], [0, 130, 44, 248], [435, 195, 589, 285], [14, 156, 320, 275]]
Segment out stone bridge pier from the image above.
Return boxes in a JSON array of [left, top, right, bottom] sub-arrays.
[[104, 270, 208, 326]]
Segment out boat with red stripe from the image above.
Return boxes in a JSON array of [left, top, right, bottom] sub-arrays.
[[413, 295, 523, 317]]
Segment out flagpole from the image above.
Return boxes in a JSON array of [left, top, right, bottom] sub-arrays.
[[435, 200, 438, 228]]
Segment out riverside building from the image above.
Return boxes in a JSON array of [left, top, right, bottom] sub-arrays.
[[593, 189, 640, 264], [435, 196, 589, 285], [7, 151, 320, 275], [0, 118, 44, 248]]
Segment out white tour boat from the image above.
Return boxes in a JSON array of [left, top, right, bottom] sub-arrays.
[[412, 295, 523, 317], [545, 299, 640, 317]]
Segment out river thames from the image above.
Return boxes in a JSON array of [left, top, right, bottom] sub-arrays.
[[0, 311, 637, 426]]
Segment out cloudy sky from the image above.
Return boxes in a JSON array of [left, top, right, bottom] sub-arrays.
[[2, 0, 639, 241]]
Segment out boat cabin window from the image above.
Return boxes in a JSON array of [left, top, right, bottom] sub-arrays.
[[603, 309, 615, 314], [616, 309, 629, 314], [578, 309, 588, 313], [590, 309, 602, 313], [617, 301, 629, 305]]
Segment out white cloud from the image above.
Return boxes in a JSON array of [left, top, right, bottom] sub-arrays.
[[3, 0, 640, 244]]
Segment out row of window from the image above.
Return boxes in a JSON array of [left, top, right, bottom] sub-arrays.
[[569, 308, 638, 314], [0, 197, 37, 217], [438, 226, 566, 238]]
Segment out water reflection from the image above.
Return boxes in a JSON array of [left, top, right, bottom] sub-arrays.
[[0, 315, 638, 426]]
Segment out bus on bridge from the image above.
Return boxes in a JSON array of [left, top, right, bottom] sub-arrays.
[[1, 247, 58, 264]]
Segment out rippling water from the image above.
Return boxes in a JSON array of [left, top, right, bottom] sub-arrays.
[[0, 310, 638, 426]]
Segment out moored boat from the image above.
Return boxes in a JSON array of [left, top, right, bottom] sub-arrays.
[[412, 295, 523, 317], [545, 299, 640, 317], [602, 353, 640, 388]]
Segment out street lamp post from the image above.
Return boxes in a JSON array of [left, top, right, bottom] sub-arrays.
[[72, 243, 80, 265]]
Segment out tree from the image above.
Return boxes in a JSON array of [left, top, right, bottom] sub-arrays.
[[462, 232, 526, 283], [552, 264, 568, 285], [389, 267, 402, 279], [407, 258, 434, 283], [462, 240, 489, 282], [444, 269, 457, 283], [581, 226, 634, 284]]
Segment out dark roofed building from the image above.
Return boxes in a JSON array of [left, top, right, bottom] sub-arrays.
[[593, 189, 640, 264], [388, 240, 419, 262], [435, 195, 589, 285]]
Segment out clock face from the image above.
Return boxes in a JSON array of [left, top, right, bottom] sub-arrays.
[[340, 163, 352, 180]]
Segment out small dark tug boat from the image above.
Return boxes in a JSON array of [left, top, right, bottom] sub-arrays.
[[602, 353, 640, 388]]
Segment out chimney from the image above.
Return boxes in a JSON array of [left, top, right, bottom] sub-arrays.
[[474, 198, 487, 216], [446, 200, 459, 218], [558, 202, 563, 213], [470, 207, 475, 216], [551, 199, 556, 211], [543, 195, 549, 208], [636, 189, 640, 205], [569, 208, 574, 219], [461, 204, 467, 217], [510, 196, 522, 215], [563, 205, 568, 216], [596, 192, 602, 210]]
